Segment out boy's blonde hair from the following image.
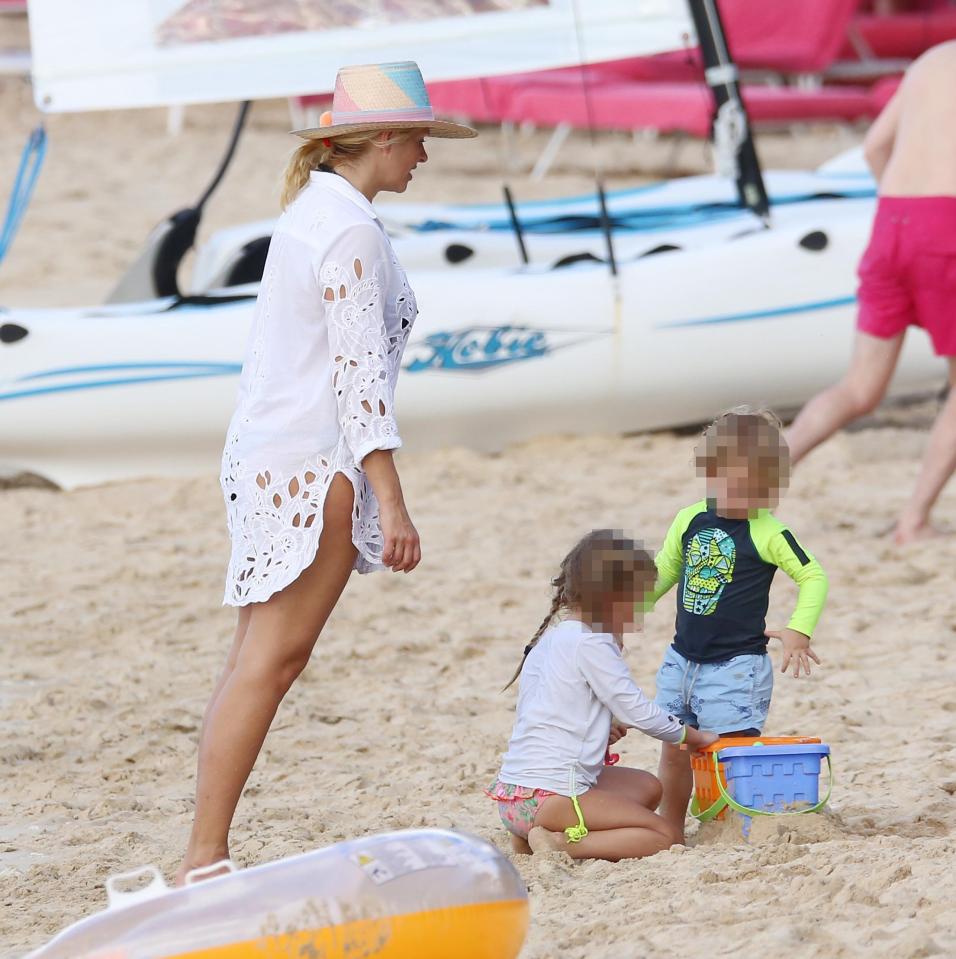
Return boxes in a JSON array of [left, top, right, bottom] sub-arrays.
[[504, 530, 656, 690], [280, 129, 417, 208], [695, 405, 790, 500]]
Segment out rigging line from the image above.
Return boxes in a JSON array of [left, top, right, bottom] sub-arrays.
[[684, 4, 727, 151], [700, 0, 738, 130], [568, 0, 600, 155], [702, 0, 733, 73], [568, 0, 617, 276]]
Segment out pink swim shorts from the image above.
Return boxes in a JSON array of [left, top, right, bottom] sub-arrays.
[[857, 195, 956, 356], [485, 780, 556, 840]]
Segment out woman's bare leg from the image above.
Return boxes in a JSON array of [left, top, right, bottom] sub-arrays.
[[196, 606, 253, 758], [786, 331, 904, 464], [529, 782, 679, 862], [177, 474, 357, 883]]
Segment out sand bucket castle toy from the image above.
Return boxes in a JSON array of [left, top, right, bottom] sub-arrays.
[[689, 736, 832, 838]]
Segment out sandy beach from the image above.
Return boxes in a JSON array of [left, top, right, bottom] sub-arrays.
[[4, 424, 956, 958], [3, 12, 956, 957]]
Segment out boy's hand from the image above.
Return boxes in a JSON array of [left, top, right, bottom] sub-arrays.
[[608, 721, 628, 746], [766, 627, 821, 677], [683, 726, 719, 752]]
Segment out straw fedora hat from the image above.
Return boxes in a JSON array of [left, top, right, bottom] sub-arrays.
[[293, 61, 477, 141]]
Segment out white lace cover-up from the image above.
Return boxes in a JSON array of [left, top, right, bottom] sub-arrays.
[[220, 171, 417, 605]]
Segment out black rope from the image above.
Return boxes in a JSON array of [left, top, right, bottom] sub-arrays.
[[195, 100, 251, 212], [152, 101, 252, 299]]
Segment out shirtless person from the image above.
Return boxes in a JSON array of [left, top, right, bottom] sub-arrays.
[[787, 42, 956, 544]]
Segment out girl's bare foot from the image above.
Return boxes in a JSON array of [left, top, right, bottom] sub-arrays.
[[528, 826, 569, 854], [510, 834, 533, 855]]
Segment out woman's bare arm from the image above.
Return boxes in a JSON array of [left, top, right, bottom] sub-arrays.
[[362, 448, 421, 572]]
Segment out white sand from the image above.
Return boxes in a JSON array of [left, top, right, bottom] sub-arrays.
[[3, 14, 955, 957], [4, 425, 956, 958]]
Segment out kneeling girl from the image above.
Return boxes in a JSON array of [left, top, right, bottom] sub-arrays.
[[488, 530, 716, 861]]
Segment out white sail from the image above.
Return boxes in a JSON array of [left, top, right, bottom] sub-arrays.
[[27, 0, 693, 113]]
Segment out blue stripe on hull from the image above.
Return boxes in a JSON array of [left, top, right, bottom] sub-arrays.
[[0, 366, 241, 401], [0, 294, 858, 402], [665, 295, 856, 328], [19, 361, 241, 381]]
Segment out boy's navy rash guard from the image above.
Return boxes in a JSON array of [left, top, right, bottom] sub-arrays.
[[652, 500, 828, 664]]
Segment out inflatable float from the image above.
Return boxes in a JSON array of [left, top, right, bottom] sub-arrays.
[[24, 829, 529, 959]]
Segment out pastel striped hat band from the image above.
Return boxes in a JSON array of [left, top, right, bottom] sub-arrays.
[[292, 61, 477, 141]]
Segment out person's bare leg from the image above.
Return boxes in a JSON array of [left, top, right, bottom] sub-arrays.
[[173, 611, 254, 884], [509, 834, 532, 855], [595, 765, 664, 811], [656, 742, 693, 843], [196, 606, 253, 757], [176, 474, 357, 884], [529, 787, 678, 861], [528, 823, 670, 861], [786, 331, 904, 464], [895, 357, 956, 543]]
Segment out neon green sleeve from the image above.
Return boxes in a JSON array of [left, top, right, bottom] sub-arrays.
[[648, 502, 706, 607], [751, 514, 828, 637]]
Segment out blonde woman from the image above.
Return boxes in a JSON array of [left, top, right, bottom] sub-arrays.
[[177, 62, 475, 883]]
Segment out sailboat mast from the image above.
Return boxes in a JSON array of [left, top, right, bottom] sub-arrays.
[[686, 0, 771, 224]]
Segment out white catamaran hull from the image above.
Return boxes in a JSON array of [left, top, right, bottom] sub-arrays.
[[190, 168, 878, 286], [0, 189, 943, 489]]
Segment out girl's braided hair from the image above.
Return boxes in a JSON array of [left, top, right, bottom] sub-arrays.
[[504, 529, 657, 689]]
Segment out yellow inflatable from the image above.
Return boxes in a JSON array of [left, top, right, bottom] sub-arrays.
[[26, 829, 529, 959]]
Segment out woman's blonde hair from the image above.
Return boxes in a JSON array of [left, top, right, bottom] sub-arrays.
[[280, 128, 417, 208], [695, 405, 790, 500], [504, 530, 657, 690]]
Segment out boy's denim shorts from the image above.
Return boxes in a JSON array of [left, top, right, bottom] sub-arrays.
[[653, 646, 773, 735]]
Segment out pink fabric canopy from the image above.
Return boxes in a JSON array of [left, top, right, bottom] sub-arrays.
[[720, 0, 863, 73], [842, 9, 956, 59], [608, 0, 863, 77], [317, 0, 906, 139], [500, 82, 875, 138]]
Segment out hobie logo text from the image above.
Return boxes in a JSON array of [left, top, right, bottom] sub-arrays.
[[405, 326, 549, 372]]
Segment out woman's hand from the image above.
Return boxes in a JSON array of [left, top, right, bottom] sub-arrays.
[[766, 627, 820, 677], [379, 498, 421, 573], [362, 449, 421, 573]]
